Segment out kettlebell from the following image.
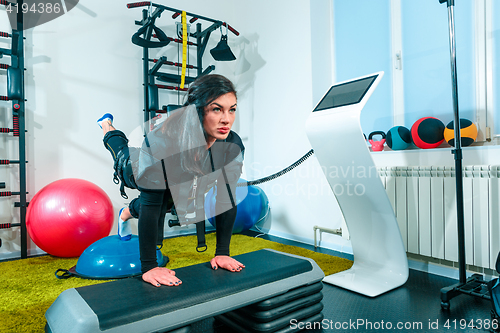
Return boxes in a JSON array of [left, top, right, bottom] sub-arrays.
[[368, 131, 386, 151]]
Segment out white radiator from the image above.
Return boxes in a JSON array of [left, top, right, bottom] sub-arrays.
[[378, 166, 500, 270]]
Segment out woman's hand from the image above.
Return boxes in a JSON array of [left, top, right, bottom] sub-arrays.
[[142, 267, 182, 287], [211, 255, 245, 272]]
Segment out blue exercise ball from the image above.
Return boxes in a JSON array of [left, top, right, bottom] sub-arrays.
[[74, 235, 167, 279], [386, 126, 412, 150], [205, 179, 269, 233]]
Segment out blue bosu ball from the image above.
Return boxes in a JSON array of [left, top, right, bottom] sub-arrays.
[[72, 235, 167, 279], [205, 179, 269, 234], [386, 126, 412, 150]]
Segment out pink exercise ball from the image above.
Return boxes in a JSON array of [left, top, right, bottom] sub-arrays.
[[26, 178, 114, 257]]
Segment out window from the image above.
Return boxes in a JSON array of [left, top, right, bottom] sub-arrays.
[[492, 0, 500, 136], [331, 0, 494, 141], [401, 0, 475, 130], [333, 0, 393, 135]]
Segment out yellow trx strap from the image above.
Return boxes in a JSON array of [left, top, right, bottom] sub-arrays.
[[180, 11, 187, 89]]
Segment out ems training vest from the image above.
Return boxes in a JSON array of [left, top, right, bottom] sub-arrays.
[[128, 125, 244, 225]]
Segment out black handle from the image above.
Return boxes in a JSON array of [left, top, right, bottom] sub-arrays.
[[168, 219, 180, 227], [368, 131, 386, 141], [439, 0, 454, 6], [54, 269, 74, 280]]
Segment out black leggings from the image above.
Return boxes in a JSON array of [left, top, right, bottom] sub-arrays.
[[103, 129, 235, 272], [103, 130, 172, 271]]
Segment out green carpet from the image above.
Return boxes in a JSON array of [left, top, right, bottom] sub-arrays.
[[0, 233, 352, 332]]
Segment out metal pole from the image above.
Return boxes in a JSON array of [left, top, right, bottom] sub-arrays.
[[444, 0, 466, 284], [197, 23, 202, 77], [142, 9, 150, 128]]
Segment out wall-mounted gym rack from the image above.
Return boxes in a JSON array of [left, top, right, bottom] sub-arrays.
[[0, 0, 28, 258], [126, 2, 239, 127]]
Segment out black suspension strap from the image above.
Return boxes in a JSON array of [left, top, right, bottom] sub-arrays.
[[195, 219, 207, 252], [113, 150, 128, 199]]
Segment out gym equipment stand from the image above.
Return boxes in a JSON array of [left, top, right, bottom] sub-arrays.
[[438, 0, 491, 310], [0, 0, 28, 259], [126, 2, 239, 126]]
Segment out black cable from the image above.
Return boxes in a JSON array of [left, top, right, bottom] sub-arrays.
[[237, 149, 314, 187]]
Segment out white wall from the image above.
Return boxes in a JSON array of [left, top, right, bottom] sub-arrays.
[[226, 0, 349, 249], [1, 0, 499, 259], [0, 0, 346, 258], [0, 1, 144, 257]]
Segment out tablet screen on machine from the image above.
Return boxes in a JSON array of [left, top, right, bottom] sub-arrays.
[[313, 74, 378, 112]]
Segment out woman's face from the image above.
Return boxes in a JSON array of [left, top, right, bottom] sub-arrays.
[[203, 92, 237, 147]]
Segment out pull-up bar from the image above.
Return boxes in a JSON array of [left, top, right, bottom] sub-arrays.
[[152, 35, 197, 46], [126, 1, 150, 9], [0, 191, 27, 197], [149, 56, 197, 73], [0, 159, 26, 164], [126, 2, 239, 36], [155, 84, 188, 92], [129, 2, 238, 127], [0, 223, 21, 229], [150, 58, 198, 70], [0, 96, 24, 101], [0, 127, 25, 134]]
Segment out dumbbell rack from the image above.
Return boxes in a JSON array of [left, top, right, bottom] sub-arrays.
[[0, 1, 28, 259]]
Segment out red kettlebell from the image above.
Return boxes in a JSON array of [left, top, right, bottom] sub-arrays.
[[368, 131, 386, 151]]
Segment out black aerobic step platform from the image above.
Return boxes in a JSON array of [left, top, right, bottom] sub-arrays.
[[45, 249, 324, 333], [232, 292, 323, 323], [247, 281, 323, 311], [216, 307, 325, 333], [215, 282, 324, 332]]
